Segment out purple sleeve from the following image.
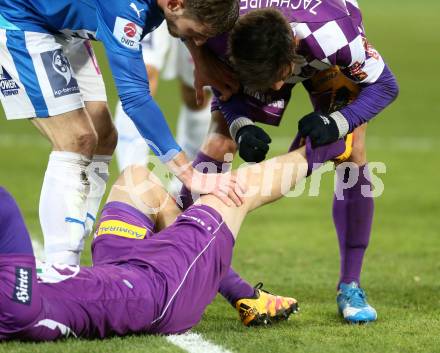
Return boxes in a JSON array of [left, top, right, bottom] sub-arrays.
[[212, 85, 294, 128], [211, 89, 248, 126], [340, 64, 399, 132]]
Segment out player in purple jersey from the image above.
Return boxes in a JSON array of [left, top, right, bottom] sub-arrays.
[[0, 136, 351, 341], [178, 1, 399, 323]]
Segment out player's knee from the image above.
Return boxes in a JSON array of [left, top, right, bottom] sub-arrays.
[[72, 129, 99, 156], [97, 122, 118, 154], [92, 104, 118, 154]]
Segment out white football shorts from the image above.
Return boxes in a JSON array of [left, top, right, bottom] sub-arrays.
[[0, 29, 106, 120]]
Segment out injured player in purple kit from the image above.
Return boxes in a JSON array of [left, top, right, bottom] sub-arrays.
[[0, 137, 351, 341]]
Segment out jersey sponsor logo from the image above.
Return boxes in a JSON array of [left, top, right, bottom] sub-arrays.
[[41, 49, 79, 98], [13, 267, 32, 305], [124, 22, 138, 38], [0, 66, 20, 97], [96, 219, 148, 239], [114, 17, 142, 50], [240, 0, 322, 15]]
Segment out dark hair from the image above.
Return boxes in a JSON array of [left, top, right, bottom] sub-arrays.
[[185, 0, 239, 35], [228, 9, 298, 90]]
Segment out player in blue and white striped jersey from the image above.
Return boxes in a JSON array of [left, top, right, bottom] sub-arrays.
[[0, 0, 240, 266]]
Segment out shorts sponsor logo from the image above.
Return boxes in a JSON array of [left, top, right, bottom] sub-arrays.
[[41, 49, 79, 98], [13, 267, 32, 305], [0, 66, 20, 97], [113, 17, 142, 50], [96, 220, 147, 239]]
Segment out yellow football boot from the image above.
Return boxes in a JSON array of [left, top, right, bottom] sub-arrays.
[[333, 132, 353, 163], [235, 283, 299, 326]]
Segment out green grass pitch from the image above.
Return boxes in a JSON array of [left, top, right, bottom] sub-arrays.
[[1, 0, 439, 352]]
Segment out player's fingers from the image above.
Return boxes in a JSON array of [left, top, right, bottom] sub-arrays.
[[228, 188, 242, 207], [213, 188, 234, 207], [217, 174, 243, 207], [230, 173, 247, 196], [196, 85, 205, 106]]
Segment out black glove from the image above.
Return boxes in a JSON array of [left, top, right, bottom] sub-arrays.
[[235, 125, 272, 163], [298, 112, 341, 147]]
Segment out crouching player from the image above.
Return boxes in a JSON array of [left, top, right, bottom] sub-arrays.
[[0, 137, 349, 340]]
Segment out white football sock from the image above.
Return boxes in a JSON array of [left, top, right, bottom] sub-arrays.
[[114, 100, 149, 172], [40, 151, 91, 265], [176, 104, 211, 160], [168, 104, 212, 196], [85, 154, 112, 235]]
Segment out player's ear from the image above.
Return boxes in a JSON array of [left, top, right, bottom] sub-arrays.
[[167, 0, 184, 13]]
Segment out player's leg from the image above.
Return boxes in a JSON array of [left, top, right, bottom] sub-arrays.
[[174, 40, 212, 160], [200, 137, 348, 238], [114, 24, 169, 172], [67, 39, 118, 235], [114, 99, 150, 171], [20, 34, 108, 265], [304, 67, 376, 322], [31, 109, 96, 265], [334, 124, 377, 323], [114, 64, 158, 172], [0, 188, 43, 339], [106, 165, 181, 230]]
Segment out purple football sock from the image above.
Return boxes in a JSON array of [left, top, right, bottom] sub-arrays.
[[289, 134, 346, 176], [0, 187, 33, 254], [333, 164, 374, 288], [178, 151, 225, 210], [218, 268, 256, 306]]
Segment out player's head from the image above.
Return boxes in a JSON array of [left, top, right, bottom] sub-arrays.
[[229, 9, 300, 91], [162, 0, 239, 45]]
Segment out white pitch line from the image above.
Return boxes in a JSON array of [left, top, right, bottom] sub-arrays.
[[166, 332, 233, 353]]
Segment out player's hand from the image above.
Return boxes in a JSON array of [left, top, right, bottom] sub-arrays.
[[191, 44, 239, 105], [298, 112, 348, 147], [187, 169, 246, 207], [180, 168, 246, 207], [236, 125, 272, 163]]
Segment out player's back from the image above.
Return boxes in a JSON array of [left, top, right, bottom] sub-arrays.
[[17, 263, 166, 340]]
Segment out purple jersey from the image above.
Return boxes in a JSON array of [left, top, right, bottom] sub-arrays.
[[209, 0, 397, 132], [0, 197, 234, 341]]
